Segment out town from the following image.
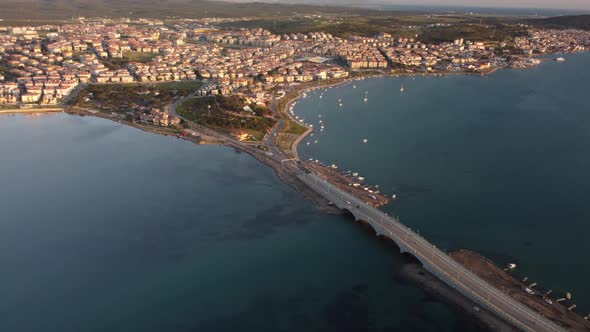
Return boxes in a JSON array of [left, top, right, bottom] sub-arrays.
[[1, 17, 589, 128]]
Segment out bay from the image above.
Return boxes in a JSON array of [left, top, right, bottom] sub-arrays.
[[0, 113, 477, 331], [296, 51, 590, 312]]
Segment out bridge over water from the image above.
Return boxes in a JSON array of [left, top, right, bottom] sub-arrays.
[[297, 171, 566, 332]]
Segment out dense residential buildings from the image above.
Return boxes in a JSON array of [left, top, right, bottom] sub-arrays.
[[1, 18, 589, 109]]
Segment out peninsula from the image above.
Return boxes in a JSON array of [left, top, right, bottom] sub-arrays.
[[1, 8, 590, 332]]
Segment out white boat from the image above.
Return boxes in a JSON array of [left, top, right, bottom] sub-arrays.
[[392, 194, 397, 199], [400, 84, 404, 92], [352, 173, 359, 177], [362, 139, 368, 143], [358, 176, 365, 181], [555, 57, 566, 62], [508, 263, 517, 269], [363, 91, 368, 103]]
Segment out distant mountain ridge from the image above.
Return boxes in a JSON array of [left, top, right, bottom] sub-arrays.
[[528, 15, 590, 30], [0, 0, 382, 20]]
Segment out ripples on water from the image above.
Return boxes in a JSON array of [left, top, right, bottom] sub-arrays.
[[0, 113, 479, 331]]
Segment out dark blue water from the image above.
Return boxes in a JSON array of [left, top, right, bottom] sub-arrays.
[[296, 52, 590, 312], [0, 113, 485, 331]]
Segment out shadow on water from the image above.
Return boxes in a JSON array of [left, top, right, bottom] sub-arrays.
[[340, 209, 423, 266]]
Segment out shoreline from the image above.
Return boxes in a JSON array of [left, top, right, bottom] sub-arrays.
[[281, 50, 585, 160], [7, 52, 584, 331], [280, 66, 511, 160], [0, 107, 63, 114]]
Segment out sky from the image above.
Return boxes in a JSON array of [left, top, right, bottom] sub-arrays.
[[247, 0, 590, 10]]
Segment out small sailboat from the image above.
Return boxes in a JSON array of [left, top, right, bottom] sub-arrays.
[[400, 84, 404, 92], [363, 91, 368, 103]]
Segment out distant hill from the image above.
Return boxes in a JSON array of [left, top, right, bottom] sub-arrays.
[[0, 0, 382, 21], [527, 15, 590, 30]]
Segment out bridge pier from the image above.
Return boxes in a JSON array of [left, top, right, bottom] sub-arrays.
[[296, 172, 565, 332]]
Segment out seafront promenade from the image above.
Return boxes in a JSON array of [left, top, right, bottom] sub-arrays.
[[0, 107, 62, 114]]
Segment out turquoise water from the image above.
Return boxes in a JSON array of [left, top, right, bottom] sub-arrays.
[[0, 113, 484, 331], [296, 52, 590, 312]]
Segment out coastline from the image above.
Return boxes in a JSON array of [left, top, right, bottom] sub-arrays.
[[281, 51, 583, 160], [12, 51, 584, 331], [0, 107, 63, 114], [279, 66, 511, 160]]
